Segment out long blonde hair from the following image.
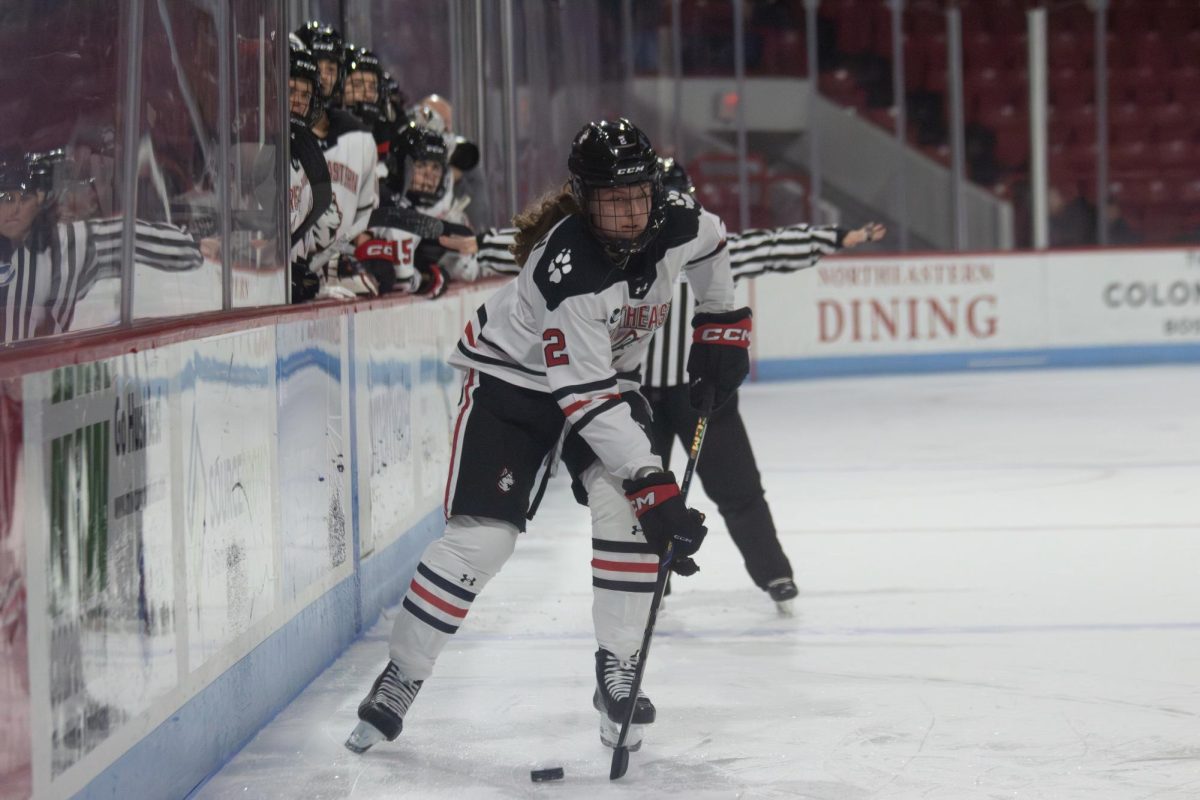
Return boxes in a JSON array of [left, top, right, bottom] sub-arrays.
[[510, 183, 580, 267]]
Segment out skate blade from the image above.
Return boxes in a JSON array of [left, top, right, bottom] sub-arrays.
[[345, 720, 387, 754], [599, 714, 643, 752], [775, 599, 795, 617]]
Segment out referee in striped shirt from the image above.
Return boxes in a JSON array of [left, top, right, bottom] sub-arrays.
[[1, 151, 203, 344], [645, 158, 885, 611]]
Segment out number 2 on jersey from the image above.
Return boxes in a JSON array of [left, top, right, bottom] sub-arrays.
[[542, 328, 569, 367]]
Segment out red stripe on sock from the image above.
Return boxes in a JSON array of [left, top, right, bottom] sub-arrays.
[[410, 580, 469, 618], [591, 558, 658, 573]]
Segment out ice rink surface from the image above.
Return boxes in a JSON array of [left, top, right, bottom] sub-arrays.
[[196, 365, 1200, 799]]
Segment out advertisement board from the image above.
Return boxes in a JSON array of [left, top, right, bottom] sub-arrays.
[[750, 250, 1200, 376], [0, 378, 30, 799], [20, 350, 179, 782], [1045, 250, 1200, 346], [179, 329, 278, 672], [276, 316, 353, 606], [753, 254, 1045, 359]]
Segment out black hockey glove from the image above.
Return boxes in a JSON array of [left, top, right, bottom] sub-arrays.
[[687, 307, 752, 410], [623, 471, 707, 577]]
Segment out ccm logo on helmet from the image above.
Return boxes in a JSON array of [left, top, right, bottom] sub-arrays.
[[615, 165, 644, 176]]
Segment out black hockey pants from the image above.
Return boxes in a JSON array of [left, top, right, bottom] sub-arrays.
[[642, 385, 792, 589]]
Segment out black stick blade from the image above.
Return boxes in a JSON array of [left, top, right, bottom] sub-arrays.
[[609, 746, 630, 780]]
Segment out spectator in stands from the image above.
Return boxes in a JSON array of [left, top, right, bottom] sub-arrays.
[[1048, 185, 1096, 248], [1104, 200, 1140, 246]]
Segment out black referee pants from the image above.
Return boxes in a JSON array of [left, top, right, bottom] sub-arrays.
[[642, 385, 792, 589]]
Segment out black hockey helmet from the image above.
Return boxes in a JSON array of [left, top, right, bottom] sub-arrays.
[[0, 150, 68, 201], [344, 45, 384, 123], [288, 34, 322, 128], [294, 21, 344, 105], [381, 72, 403, 123], [400, 123, 450, 208], [567, 118, 666, 261], [657, 156, 695, 196]]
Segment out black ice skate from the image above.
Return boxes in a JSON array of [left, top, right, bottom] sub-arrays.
[[593, 648, 656, 752], [767, 577, 799, 616], [345, 661, 423, 754]]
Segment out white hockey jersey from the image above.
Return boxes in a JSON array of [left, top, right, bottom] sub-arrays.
[[449, 192, 734, 480], [316, 110, 379, 250], [288, 162, 342, 265]]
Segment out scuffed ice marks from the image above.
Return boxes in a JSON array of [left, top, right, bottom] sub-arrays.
[[328, 487, 347, 568]]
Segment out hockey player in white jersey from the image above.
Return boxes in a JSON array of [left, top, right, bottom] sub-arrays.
[[359, 123, 511, 295], [347, 119, 753, 756], [286, 35, 341, 301], [293, 23, 378, 276]]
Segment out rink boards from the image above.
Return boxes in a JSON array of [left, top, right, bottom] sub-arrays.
[[0, 286, 493, 800], [1, 247, 1199, 798]]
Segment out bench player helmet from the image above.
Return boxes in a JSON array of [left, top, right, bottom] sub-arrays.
[[343, 45, 385, 123], [288, 35, 322, 127], [567, 118, 666, 261], [400, 123, 450, 208], [657, 156, 695, 196], [294, 21, 344, 107]]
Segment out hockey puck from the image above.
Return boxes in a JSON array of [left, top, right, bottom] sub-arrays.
[[530, 766, 564, 782]]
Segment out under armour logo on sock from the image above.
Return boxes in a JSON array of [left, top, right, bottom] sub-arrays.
[[460, 574, 476, 586]]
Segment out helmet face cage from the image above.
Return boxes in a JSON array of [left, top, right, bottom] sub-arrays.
[[567, 118, 666, 261], [381, 72, 400, 122], [344, 47, 384, 123], [288, 36, 322, 127], [294, 21, 344, 106], [403, 127, 450, 207]]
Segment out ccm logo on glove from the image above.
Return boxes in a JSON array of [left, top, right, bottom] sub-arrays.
[[355, 240, 398, 263], [696, 324, 751, 346], [627, 483, 681, 516]]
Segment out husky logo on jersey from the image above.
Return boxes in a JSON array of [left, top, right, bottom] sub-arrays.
[[497, 467, 516, 493], [607, 307, 622, 329], [0, 259, 12, 285], [548, 249, 573, 284]]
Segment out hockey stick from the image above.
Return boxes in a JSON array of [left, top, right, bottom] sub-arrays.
[[290, 121, 333, 248], [367, 204, 475, 241], [610, 386, 716, 780]]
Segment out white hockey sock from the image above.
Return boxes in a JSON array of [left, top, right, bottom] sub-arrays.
[[388, 515, 517, 680], [582, 462, 658, 660]]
